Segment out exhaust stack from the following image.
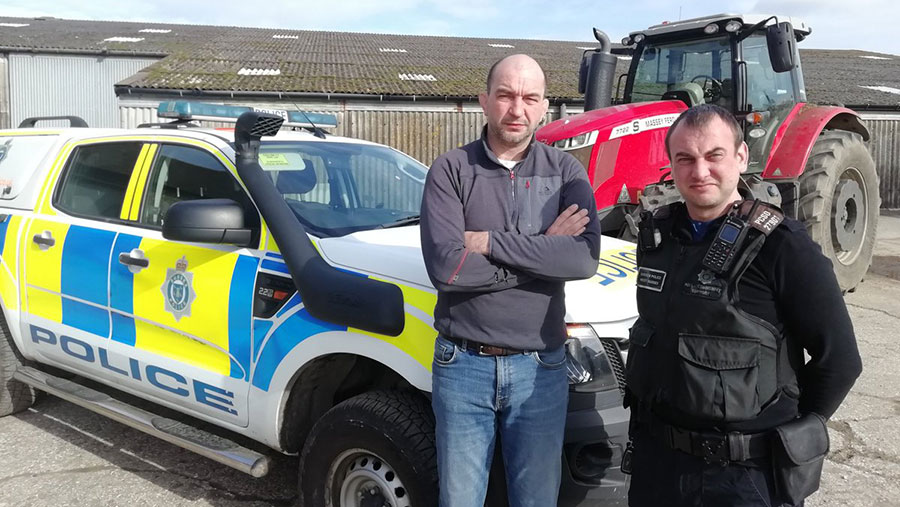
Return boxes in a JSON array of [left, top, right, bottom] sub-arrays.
[[581, 28, 617, 111]]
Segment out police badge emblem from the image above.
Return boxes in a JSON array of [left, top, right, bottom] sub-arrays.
[[697, 269, 718, 285], [682, 268, 725, 299], [161, 256, 196, 321]]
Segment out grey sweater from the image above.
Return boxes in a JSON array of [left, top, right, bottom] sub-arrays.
[[420, 132, 601, 350]]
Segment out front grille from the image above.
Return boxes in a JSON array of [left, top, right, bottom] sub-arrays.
[[600, 338, 626, 395]]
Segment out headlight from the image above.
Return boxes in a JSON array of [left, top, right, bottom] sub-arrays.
[[553, 131, 598, 152], [565, 324, 625, 393], [703, 23, 720, 35]]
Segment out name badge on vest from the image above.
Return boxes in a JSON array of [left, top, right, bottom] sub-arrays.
[[637, 267, 666, 292], [682, 268, 725, 300]]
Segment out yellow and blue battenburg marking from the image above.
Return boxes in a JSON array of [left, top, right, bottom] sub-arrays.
[[60, 225, 117, 337], [108, 233, 259, 380], [20, 225, 259, 381], [24, 219, 70, 322], [0, 214, 23, 311], [249, 253, 437, 391], [250, 252, 343, 391]]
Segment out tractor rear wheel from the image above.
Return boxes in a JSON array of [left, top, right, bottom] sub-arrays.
[[798, 130, 880, 292]]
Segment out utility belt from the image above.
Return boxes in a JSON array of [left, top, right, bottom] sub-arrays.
[[627, 409, 829, 505], [644, 413, 771, 466]]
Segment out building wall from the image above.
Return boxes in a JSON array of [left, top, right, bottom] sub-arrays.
[[118, 97, 580, 166], [120, 97, 900, 208], [861, 113, 900, 209], [0, 54, 9, 129], [9, 54, 158, 129]]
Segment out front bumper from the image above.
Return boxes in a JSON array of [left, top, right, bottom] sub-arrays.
[[559, 389, 630, 507]]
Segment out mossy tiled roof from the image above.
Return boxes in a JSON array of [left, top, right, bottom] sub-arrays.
[[3, 16, 900, 107]]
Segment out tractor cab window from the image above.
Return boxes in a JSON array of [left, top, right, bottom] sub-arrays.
[[630, 37, 734, 110], [741, 33, 800, 112]]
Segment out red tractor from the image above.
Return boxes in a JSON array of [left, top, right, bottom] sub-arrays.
[[537, 13, 879, 291]]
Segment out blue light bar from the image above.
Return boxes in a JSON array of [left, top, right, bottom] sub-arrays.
[[156, 100, 338, 129]]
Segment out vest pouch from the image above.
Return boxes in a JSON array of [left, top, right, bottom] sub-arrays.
[[624, 319, 655, 402], [772, 413, 829, 505], [674, 334, 761, 421]]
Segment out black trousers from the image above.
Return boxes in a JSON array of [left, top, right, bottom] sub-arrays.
[[628, 427, 802, 507]]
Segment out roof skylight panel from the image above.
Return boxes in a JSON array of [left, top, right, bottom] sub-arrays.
[[399, 73, 437, 81], [103, 37, 145, 43]]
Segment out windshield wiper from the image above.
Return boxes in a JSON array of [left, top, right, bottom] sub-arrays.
[[378, 215, 421, 229]]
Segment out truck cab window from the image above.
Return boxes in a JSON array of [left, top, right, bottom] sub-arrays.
[[55, 142, 143, 220], [138, 144, 260, 240]]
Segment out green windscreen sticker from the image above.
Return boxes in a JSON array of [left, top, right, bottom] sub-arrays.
[[259, 153, 290, 167]]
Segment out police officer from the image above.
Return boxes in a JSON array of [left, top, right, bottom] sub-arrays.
[[625, 104, 862, 507]]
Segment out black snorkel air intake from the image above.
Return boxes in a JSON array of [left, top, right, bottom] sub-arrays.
[[234, 112, 405, 336]]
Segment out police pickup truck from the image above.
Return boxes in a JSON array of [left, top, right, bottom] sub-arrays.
[[0, 102, 637, 506]]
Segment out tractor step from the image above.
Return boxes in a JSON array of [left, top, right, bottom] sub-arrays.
[[13, 366, 271, 477]]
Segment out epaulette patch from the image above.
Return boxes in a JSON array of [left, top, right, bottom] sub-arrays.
[[738, 200, 784, 236]]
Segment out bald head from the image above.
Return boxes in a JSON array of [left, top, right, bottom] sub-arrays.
[[479, 53, 550, 158], [486, 54, 547, 96]]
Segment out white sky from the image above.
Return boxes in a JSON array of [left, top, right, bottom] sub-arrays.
[[1, 0, 897, 55]]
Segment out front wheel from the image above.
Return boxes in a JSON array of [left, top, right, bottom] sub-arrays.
[[298, 390, 437, 507], [799, 130, 880, 292]]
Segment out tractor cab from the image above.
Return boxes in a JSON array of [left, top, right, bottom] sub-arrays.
[[537, 13, 878, 292], [621, 14, 810, 174]]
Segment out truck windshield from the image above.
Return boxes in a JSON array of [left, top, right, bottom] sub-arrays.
[[630, 36, 733, 110], [258, 141, 427, 238]]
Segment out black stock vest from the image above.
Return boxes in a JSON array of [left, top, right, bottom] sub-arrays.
[[626, 202, 799, 430]]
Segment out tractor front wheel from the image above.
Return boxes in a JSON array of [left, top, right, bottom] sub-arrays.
[[799, 130, 880, 292]]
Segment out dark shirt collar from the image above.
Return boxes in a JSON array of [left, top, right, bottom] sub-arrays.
[[672, 203, 727, 243], [480, 126, 537, 167]]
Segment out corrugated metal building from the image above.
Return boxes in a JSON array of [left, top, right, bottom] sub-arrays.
[[2, 16, 900, 206], [7, 54, 158, 128], [115, 98, 578, 166], [860, 112, 900, 209]]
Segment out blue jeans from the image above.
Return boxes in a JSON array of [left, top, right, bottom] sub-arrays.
[[431, 335, 569, 507]]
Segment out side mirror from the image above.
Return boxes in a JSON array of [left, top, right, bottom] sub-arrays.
[[767, 21, 797, 73], [162, 199, 253, 245]]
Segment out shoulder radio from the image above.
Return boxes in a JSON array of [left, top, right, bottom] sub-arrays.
[[702, 199, 784, 274]]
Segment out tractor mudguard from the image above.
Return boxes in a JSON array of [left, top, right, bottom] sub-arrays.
[[763, 104, 869, 179]]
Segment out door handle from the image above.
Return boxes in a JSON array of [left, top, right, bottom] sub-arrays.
[[119, 249, 149, 273], [32, 231, 55, 250]]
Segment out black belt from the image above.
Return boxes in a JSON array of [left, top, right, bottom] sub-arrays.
[[646, 415, 771, 465], [445, 336, 526, 356]]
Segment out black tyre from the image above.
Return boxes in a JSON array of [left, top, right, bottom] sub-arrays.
[[298, 390, 437, 507], [799, 130, 880, 292], [0, 314, 36, 416]]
